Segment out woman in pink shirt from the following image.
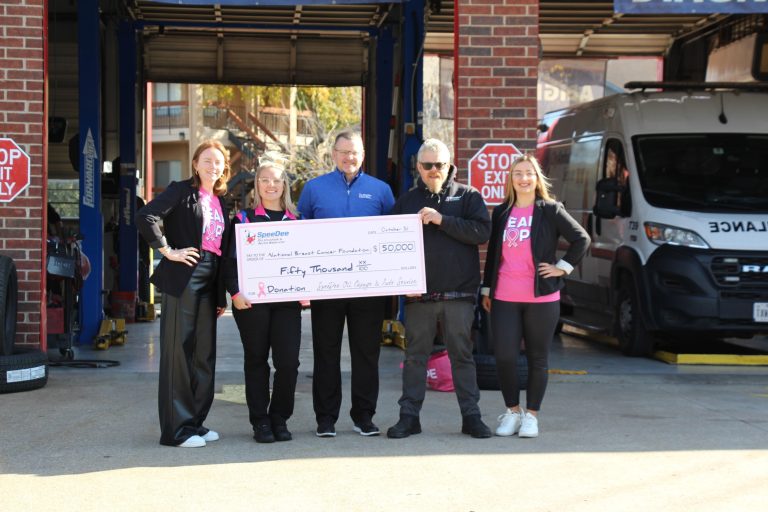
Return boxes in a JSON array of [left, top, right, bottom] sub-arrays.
[[137, 140, 231, 448], [481, 155, 589, 438]]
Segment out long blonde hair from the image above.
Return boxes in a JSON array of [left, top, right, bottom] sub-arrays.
[[252, 161, 297, 216], [502, 154, 554, 207]]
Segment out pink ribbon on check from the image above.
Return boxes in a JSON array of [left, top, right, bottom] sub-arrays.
[[258, 282, 266, 298]]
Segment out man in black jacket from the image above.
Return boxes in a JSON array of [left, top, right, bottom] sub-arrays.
[[386, 138, 493, 439]]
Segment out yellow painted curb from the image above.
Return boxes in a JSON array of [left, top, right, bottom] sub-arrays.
[[561, 325, 617, 345], [548, 369, 588, 375], [654, 350, 768, 366]]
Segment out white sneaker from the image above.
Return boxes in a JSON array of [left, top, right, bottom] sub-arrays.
[[201, 430, 219, 442], [178, 435, 206, 448], [519, 412, 539, 438], [495, 409, 523, 436]]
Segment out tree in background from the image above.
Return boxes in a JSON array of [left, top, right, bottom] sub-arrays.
[[293, 86, 361, 180], [201, 84, 361, 196], [201, 85, 360, 156]]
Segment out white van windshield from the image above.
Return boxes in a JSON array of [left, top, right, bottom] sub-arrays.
[[633, 134, 768, 212]]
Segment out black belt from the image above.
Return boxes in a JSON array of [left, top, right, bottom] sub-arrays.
[[405, 292, 475, 304]]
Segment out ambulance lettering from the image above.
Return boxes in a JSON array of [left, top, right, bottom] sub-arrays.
[[708, 221, 768, 233]]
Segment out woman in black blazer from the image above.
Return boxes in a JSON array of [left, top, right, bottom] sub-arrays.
[[137, 140, 231, 448], [481, 154, 589, 439]]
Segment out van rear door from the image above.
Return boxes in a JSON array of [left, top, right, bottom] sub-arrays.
[[557, 134, 604, 313]]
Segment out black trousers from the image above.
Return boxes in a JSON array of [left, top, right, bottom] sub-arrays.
[[158, 255, 218, 446], [490, 299, 560, 411], [233, 301, 301, 429], [399, 300, 481, 417], [310, 296, 385, 424]]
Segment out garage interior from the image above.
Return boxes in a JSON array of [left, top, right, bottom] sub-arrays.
[[44, 0, 767, 348]]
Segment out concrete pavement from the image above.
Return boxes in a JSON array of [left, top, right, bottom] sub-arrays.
[[1, 311, 767, 511]]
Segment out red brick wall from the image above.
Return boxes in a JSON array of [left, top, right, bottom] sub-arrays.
[[456, 0, 539, 171], [456, 0, 539, 268], [0, 0, 46, 347]]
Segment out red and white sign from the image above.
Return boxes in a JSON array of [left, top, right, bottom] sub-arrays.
[[0, 138, 31, 203], [468, 143, 522, 206]]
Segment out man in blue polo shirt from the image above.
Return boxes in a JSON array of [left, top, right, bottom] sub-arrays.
[[298, 130, 395, 438]]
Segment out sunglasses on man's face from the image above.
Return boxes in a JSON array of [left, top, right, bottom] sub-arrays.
[[420, 162, 448, 171]]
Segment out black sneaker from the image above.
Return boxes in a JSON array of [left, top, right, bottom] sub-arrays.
[[272, 423, 292, 442], [386, 414, 422, 439], [316, 421, 336, 438], [461, 414, 492, 439], [353, 419, 381, 436], [253, 424, 275, 444]]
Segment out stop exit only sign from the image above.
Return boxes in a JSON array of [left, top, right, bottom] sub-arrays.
[[468, 143, 522, 206], [0, 138, 31, 203]]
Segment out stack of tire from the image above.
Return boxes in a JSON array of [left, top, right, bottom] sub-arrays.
[[473, 296, 528, 391], [0, 255, 48, 394]]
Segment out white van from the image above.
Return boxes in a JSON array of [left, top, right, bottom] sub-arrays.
[[536, 82, 768, 356]]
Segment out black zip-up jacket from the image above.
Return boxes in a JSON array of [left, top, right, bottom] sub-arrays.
[[136, 178, 230, 306], [482, 199, 590, 299], [391, 165, 491, 294]]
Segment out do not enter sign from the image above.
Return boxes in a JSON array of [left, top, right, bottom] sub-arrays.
[[468, 143, 522, 206], [0, 138, 31, 203]]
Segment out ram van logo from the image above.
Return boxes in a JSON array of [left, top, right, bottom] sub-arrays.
[[742, 265, 768, 273]]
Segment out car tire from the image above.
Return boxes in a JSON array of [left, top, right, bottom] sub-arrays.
[[615, 276, 655, 357], [474, 352, 528, 391], [0, 255, 18, 356], [0, 346, 49, 394]]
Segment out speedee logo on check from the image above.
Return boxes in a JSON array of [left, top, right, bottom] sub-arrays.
[[247, 229, 290, 245]]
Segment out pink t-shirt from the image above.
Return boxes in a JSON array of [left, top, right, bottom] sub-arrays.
[[199, 189, 225, 255], [493, 205, 559, 304]]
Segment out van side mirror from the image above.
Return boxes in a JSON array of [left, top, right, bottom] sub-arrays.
[[593, 177, 621, 219]]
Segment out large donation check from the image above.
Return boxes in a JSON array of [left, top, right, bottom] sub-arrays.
[[235, 214, 426, 303]]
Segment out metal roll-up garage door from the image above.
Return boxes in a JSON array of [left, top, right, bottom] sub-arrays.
[[143, 33, 369, 86]]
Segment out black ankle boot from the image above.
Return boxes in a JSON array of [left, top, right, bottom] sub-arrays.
[[461, 414, 491, 439], [253, 424, 275, 443], [386, 414, 422, 439], [272, 423, 292, 442]]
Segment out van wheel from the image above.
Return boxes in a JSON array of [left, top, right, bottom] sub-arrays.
[[615, 278, 655, 357], [0, 255, 19, 356]]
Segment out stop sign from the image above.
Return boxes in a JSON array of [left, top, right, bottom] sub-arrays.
[[0, 138, 31, 203], [468, 143, 522, 206]]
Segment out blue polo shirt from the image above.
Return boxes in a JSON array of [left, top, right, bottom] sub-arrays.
[[297, 168, 395, 219]]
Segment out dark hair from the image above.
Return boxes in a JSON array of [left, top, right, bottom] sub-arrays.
[[191, 139, 230, 196], [333, 130, 363, 149]]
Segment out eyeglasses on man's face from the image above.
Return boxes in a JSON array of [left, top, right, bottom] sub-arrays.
[[258, 178, 283, 186], [334, 149, 363, 158], [420, 162, 448, 171]]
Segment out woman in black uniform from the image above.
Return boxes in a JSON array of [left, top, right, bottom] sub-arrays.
[[225, 161, 303, 443]]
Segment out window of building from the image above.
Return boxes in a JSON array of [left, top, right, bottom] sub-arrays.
[[154, 83, 183, 103], [154, 160, 182, 194], [153, 83, 187, 130]]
